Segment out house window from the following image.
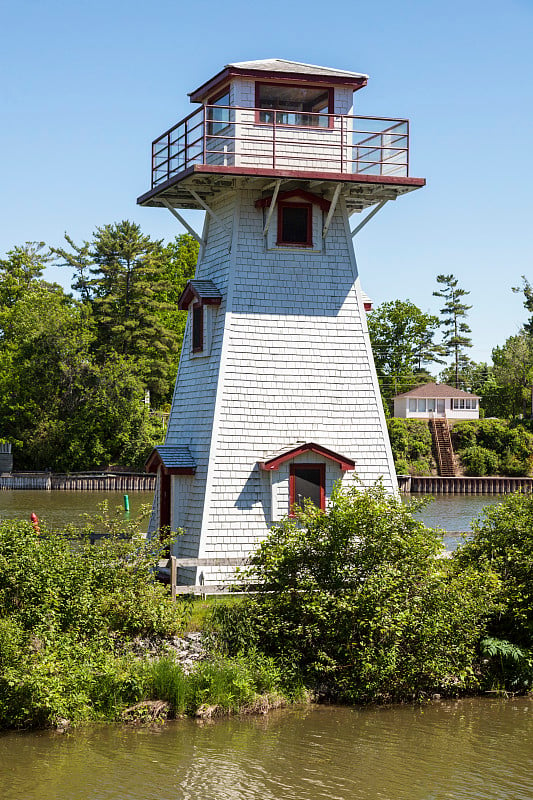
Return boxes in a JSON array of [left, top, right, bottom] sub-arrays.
[[256, 83, 333, 128], [409, 399, 417, 412], [289, 464, 325, 514], [472, 399, 477, 410], [417, 399, 427, 412], [192, 304, 203, 352], [277, 202, 312, 247], [207, 89, 231, 135]]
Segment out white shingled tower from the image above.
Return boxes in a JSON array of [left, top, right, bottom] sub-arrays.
[[139, 59, 425, 584]]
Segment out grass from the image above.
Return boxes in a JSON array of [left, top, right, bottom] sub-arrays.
[[184, 595, 245, 632]]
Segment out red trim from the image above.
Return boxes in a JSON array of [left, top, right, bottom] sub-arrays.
[[277, 201, 313, 247], [192, 303, 204, 352], [255, 188, 330, 212], [259, 442, 355, 471], [160, 472, 171, 529], [254, 82, 334, 129], [137, 166, 426, 207], [189, 67, 367, 104], [289, 463, 326, 515]]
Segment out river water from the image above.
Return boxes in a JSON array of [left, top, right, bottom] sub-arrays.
[[1, 699, 532, 800], [0, 489, 505, 534]]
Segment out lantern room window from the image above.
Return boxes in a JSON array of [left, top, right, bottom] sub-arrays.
[[277, 202, 313, 247], [208, 89, 231, 135], [256, 83, 333, 128], [289, 464, 325, 514]]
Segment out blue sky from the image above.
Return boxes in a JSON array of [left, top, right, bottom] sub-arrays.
[[1, 0, 532, 364]]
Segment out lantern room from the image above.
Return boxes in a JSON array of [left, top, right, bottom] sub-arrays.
[[137, 59, 425, 214]]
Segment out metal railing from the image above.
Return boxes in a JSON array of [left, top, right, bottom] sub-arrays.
[[150, 105, 410, 188]]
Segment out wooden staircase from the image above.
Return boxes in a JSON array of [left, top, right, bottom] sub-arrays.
[[430, 418, 456, 477]]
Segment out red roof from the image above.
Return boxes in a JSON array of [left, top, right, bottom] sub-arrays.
[[393, 382, 480, 400]]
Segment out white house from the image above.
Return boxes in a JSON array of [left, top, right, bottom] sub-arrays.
[[139, 59, 425, 584], [393, 383, 480, 420]]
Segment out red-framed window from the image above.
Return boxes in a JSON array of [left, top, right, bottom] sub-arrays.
[[255, 82, 334, 128], [289, 463, 326, 515], [277, 202, 313, 247], [207, 87, 231, 136], [192, 304, 204, 352]]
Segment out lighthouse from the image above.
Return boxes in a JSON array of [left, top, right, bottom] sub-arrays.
[[139, 59, 425, 584]]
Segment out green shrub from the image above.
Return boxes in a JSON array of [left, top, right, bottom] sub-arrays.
[[387, 419, 435, 475], [0, 508, 192, 728], [452, 420, 533, 477], [460, 445, 500, 476], [455, 493, 533, 648], [211, 484, 497, 703]]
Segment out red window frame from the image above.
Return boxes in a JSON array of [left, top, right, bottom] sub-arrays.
[[207, 87, 231, 136], [192, 303, 204, 352], [277, 201, 313, 247], [289, 463, 326, 516], [254, 82, 334, 129]]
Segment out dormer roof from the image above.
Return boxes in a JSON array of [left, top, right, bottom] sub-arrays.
[[259, 441, 355, 471], [178, 280, 222, 310], [145, 446, 197, 475], [189, 59, 368, 103]]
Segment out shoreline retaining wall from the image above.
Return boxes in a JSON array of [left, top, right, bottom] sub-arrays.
[[0, 473, 156, 491], [397, 475, 533, 494]]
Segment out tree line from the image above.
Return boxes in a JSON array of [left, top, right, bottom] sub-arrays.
[[367, 273, 533, 419], [0, 223, 198, 471]]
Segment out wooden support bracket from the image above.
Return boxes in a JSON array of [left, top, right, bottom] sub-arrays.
[[162, 200, 205, 246]]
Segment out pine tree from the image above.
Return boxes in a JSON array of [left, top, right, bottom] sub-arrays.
[[433, 274, 472, 388]]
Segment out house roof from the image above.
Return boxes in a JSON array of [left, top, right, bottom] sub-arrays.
[[393, 382, 480, 400], [189, 59, 368, 103], [178, 280, 222, 310], [259, 442, 355, 471], [145, 446, 197, 474]]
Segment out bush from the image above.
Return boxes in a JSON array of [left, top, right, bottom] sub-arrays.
[[387, 419, 435, 475], [454, 493, 533, 691], [452, 420, 533, 476], [0, 508, 191, 728], [460, 445, 500, 476], [211, 484, 497, 703]]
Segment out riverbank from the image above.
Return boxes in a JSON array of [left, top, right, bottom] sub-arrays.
[[1, 487, 531, 731]]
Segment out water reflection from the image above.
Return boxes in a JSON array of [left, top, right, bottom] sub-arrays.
[[1, 699, 532, 800]]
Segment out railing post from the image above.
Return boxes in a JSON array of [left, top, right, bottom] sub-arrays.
[[171, 555, 177, 602], [406, 119, 410, 177], [184, 119, 188, 171], [167, 131, 170, 183], [203, 105, 207, 166], [272, 111, 276, 170], [340, 115, 344, 173]]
